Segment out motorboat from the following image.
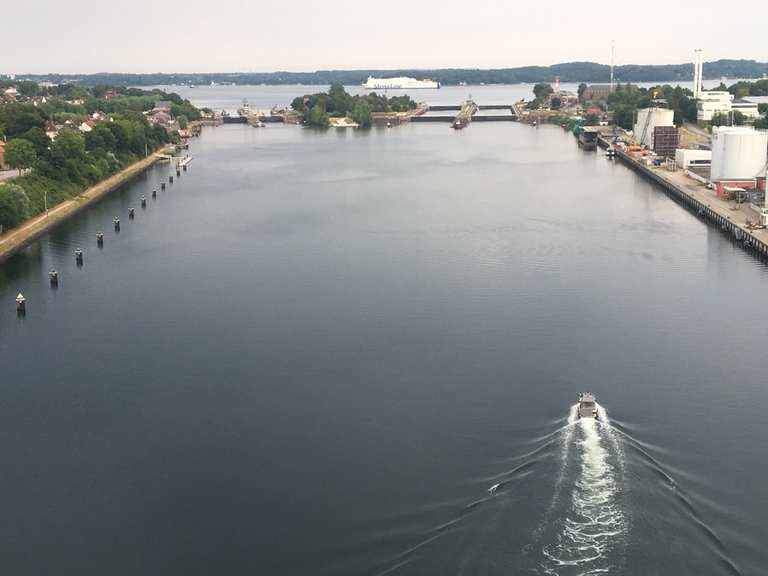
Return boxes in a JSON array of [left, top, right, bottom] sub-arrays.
[[577, 392, 599, 419]]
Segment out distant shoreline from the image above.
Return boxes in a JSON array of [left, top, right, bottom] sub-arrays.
[[14, 59, 768, 87]]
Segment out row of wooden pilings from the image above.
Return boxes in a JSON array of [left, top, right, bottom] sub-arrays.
[[15, 161, 190, 316]]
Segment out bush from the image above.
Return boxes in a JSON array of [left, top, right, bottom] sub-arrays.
[[0, 184, 31, 229]]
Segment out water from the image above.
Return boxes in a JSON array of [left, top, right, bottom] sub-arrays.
[[2, 109, 768, 575], [146, 79, 732, 114]]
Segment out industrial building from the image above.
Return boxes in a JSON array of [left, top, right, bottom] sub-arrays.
[[732, 100, 761, 120], [697, 91, 734, 122], [710, 126, 768, 197], [675, 149, 712, 170], [633, 108, 675, 149]]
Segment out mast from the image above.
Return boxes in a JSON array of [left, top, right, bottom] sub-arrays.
[[610, 40, 615, 91]]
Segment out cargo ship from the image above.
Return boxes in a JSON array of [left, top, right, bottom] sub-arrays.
[[362, 76, 440, 90]]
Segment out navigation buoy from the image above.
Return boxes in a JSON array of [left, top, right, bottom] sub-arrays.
[[75, 249, 84, 265], [141, 196, 147, 208], [16, 293, 26, 314], [97, 232, 104, 246], [176, 169, 181, 177], [152, 189, 157, 198], [49, 270, 59, 287], [114, 217, 121, 230], [128, 208, 135, 219], [161, 182, 166, 191], [169, 175, 174, 183], [183, 164, 187, 171]]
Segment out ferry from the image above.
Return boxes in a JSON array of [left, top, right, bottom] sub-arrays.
[[363, 76, 440, 90], [577, 392, 599, 419]]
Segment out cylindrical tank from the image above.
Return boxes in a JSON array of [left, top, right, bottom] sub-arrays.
[[711, 127, 768, 182]]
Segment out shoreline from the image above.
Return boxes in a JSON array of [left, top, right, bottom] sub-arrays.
[[0, 148, 169, 263]]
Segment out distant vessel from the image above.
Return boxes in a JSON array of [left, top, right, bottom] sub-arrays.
[[237, 99, 251, 117], [362, 76, 440, 90], [577, 392, 599, 419]]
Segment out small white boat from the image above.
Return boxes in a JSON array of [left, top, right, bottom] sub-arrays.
[[577, 392, 599, 419]]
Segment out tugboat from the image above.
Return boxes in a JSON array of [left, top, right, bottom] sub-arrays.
[[577, 392, 599, 419]]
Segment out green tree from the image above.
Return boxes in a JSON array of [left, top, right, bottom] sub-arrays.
[[585, 112, 600, 125], [578, 83, 587, 101], [327, 83, 352, 115], [0, 183, 31, 229], [177, 115, 189, 129], [21, 126, 50, 156], [306, 104, 329, 128], [5, 138, 37, 173], [550, 97, 562, 110], [533, 83, 554, 101], [351, 100, 372, 128]]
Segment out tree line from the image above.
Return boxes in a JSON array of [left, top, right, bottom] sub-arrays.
[[12, 59, 768, 87], [0, 83, 199, 231]]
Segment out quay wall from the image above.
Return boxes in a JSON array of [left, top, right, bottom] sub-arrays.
[[610, 142, 768, 259]]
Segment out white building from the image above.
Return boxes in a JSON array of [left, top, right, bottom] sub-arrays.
[[675, 149, 712, 169], [633, 108, 674, 148], [710, 127, 768, 182], [732, 100, 761, 120], [697, 91, 733, 122]]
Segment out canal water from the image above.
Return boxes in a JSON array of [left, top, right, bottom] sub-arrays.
[[1, 119, 767, 576]]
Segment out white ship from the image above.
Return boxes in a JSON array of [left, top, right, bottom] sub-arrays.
[[362, 76, 440, 90]]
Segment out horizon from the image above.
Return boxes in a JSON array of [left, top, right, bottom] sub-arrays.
[[7, 58, 768, 78], [5, 0, 767, 74]]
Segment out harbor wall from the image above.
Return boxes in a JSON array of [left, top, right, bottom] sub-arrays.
[[611, 143, 768, 259]]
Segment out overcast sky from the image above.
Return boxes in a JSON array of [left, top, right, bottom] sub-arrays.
[[4, 0, 767, 74]]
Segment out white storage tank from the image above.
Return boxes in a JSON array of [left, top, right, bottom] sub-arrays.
[[634, 108, 674, 148], [711, 127, 768, 182]]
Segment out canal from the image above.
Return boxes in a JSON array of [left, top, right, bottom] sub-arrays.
[[1, 120, 767, 575]]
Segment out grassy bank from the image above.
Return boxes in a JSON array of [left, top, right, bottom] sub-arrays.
[[0, 149, 167, 262]]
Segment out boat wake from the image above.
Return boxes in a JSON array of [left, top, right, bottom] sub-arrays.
[[537, 403, 629, 575]]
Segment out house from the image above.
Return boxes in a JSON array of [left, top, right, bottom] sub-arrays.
[[153, 101, 173, 113], [78, 120, 96, 133], [3, 86, 18, 101], [149, 111, 173, 126], [45, 120, 59, 141]]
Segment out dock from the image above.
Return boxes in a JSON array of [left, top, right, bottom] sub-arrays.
[[606, 138, 768, 258]]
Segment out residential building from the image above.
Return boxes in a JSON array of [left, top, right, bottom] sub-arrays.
[[0, 140, 6, 170], [45, 120, 59, 141]]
